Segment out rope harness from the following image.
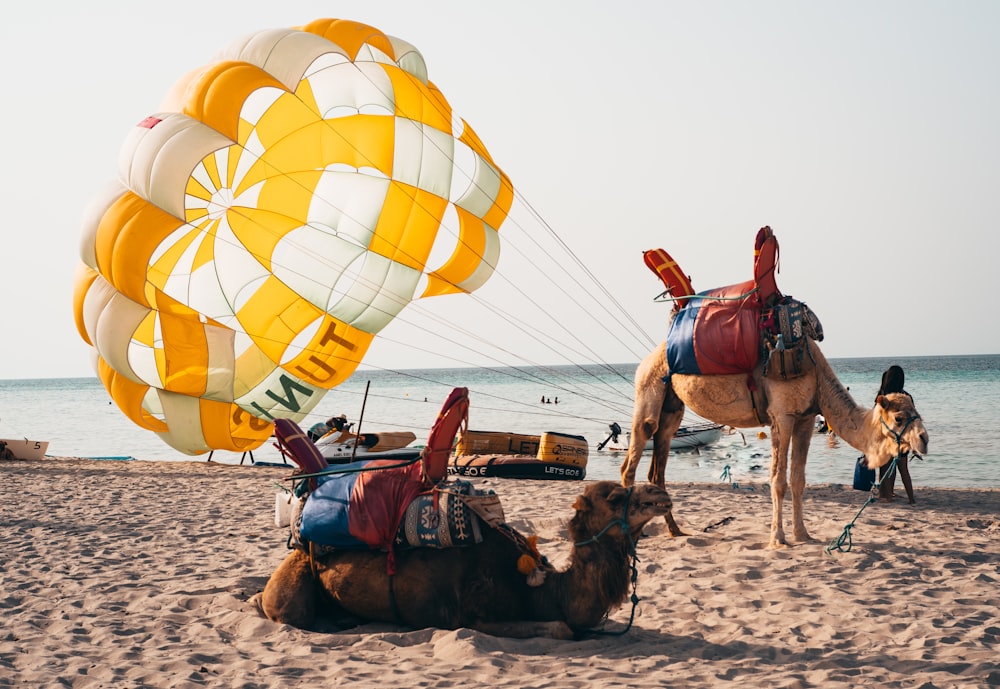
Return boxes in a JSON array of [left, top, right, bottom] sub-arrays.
[[826, 414, 920, 555], [573, 487, 643, 636]]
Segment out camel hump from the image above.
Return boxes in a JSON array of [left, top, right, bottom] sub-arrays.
[[643, 248, 695, 308], [753, 226, 781, 306]]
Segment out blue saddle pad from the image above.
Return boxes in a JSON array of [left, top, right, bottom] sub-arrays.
[[666, 281, 761, 376], [298, 459, 372, 549]]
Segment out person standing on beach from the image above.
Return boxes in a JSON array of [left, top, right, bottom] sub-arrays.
[[873, 366, 916, 503]]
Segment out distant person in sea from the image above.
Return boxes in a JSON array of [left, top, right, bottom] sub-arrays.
[[868, 365, 916, 504], [308, 414, 350, 441]]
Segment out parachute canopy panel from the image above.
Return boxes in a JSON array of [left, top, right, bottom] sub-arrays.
[[74, 18, 514, 455]]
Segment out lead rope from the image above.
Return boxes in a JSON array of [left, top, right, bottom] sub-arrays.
[[575, 487, 642, 636], [825, 415, 918, 555], [592, 550, 641, 637]]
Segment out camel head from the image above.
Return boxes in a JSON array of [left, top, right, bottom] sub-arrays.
[[570, 481, 673, 543], [864, 392, 929, 469]]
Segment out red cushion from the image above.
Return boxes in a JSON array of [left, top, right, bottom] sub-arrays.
[[643, 248, 695, 309], [422, 387, 469, 483], [753, 226, 781, 307], [273, 418, 328, 474]]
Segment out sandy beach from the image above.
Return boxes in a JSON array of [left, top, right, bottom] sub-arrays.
[[2, 457, 998, 688]]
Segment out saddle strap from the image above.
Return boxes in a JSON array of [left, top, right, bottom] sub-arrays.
[[745, 374, 769, 426]]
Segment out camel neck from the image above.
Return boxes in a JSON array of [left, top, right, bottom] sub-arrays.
[[812, 348, 877, 455]]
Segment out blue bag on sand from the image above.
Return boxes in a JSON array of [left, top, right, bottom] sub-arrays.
[[853, 456, 876, 491]]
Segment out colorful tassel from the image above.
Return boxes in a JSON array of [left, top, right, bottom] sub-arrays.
[[517, 554, 537, 575]]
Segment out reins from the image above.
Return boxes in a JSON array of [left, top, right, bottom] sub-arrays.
[[574, 487, 643, 636], [826, 414, 919, 555]]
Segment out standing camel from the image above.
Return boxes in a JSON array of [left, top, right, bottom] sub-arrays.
[[621, 341, 929, 549]]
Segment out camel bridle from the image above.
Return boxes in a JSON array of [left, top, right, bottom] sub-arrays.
[[881, 413, 920, 448], [880, 412, 924, 468], [573, 486, 643, 636], [573, 485, 636, 548], [826, 413, 922, 555]]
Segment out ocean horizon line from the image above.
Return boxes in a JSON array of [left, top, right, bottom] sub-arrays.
[[1, 351, 997, 384]]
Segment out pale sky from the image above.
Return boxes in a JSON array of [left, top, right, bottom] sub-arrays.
[[1, 1, 997, 380]]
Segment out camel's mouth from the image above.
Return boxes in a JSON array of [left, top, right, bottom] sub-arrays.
[[635, 498, 673, 516], [630, 485, 673, 514]]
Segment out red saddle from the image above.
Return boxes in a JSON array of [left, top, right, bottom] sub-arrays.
[[275, 388, 470, 569], [655, 227, 782, 375]]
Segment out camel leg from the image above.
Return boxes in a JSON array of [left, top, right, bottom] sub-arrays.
[[621, 342, 673, 487], [473, 620, 575, 640], [261, 549, 323, 629], [649, 409, 685, 537], [620, 425, 650, 486], [621, 360, 685, 536], [767, 416, 793, 549], [788, 415, 815, 543], [646, 411, 683, 486], [620, 380, 667, 487]]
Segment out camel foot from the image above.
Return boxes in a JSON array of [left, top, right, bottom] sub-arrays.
[[793, 530, 814, 544], [665, 512, 687, 538], [767, 533, 789, 549], [248, 592, 265, 617]]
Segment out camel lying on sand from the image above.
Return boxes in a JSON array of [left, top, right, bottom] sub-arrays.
[[621, 341, 929, 549], [261, 481, 673, 639]]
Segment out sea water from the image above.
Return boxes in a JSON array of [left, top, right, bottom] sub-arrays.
[[0, 355, 997, 488]]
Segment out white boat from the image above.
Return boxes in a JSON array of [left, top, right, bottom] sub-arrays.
[[598, 423, 723, 452], [0, 438, 49, 460], [314, 430, 421, 463], [669, 424, 724, 449]]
